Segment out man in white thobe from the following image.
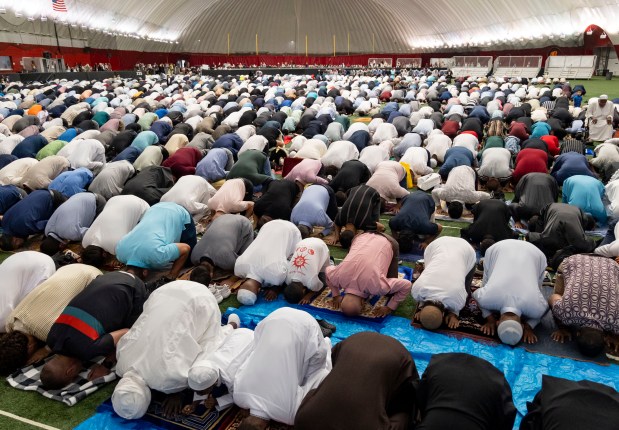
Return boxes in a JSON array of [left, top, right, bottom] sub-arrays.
[[160, 175, 216, 222], [81, 195, 150, 266], [0, 251, 56, 332], [233, 308, 332, 428], [112, 281, 235, 420], [57, 138, 106, 174], [320, 140, 359, 169], [185, 328, 255, 413], [234, 220, 301, 305], [586, 95, 615, 142], [412, 237, 476, 330], [473, 240, 548, 345]]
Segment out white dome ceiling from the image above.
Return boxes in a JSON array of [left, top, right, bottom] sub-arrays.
[[1, 0, 618, 54]]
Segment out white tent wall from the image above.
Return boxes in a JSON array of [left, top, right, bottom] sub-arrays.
[[1, 0, 619, 55]]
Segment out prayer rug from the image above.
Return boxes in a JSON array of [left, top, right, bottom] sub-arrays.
[[75, 299, 619, 430], [410, 278, 499, 345], [89, 399, 291, 430], [433, 212, 474, 223], [281, 156, 304, 177], [300, 266, 413, 322], [410, 275, 611, 364], [6, 356, 117, 406]]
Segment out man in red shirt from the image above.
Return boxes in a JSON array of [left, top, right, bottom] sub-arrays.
[[512, 148, 549, 185]]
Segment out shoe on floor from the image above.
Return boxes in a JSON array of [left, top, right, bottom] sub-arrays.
[[320, 325, 333, 338], [316, 317, 336, 333], [209, 283, 231, 299], [208, 286, 223, 303], [228, 313, 241, 328]]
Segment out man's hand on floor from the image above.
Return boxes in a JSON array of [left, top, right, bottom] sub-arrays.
[[182, 402, 197, 415], [373, 306, 392, 318], [264, 289, 278, 301], [330, 295, 342, 310], [605, 334, 619, 355], [162, 393, 184, 419], [481, 320, 496, 336], [299, 291, 315, 305], [323, 233, 337, 245], [87, 363, 111, 381], [551, 328, 572, 343], [445, 312, 460, 329], [522, 324, 538, 344], [204, 395, 217, 410], [26, 347, 50, 365]]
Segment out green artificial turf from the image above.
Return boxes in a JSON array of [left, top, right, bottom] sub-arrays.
[[569, 76, 619, 102], [0, 77, 616, 430]]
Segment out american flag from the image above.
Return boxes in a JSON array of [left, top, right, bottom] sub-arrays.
[[52, 0, 68, 12]]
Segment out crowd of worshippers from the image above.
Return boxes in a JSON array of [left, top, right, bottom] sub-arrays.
[[0, 71, 618, 426]]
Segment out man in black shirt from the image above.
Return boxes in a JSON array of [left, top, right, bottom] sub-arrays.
[[326, 185, 382, 248], [461, 199, 517, 254], [416, 353, 516, 430], [253, 179, 302, 229], [329, 160, 372, 205], [520, 375, 619, 430], [40, 271, 147, 389], [389, 192, 442, 252], [121, 165, 174, 206]]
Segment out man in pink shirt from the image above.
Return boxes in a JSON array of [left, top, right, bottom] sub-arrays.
[[284, 159, 329, 186], [365, 161, 409, 206], [326, 232, 411, 317], [207, 178, 254, 220]]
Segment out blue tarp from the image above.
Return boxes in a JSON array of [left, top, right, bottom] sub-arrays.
[[74, 297, 619, 430]]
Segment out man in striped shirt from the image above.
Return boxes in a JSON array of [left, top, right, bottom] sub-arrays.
[[326, 184, 383, 248], [560, 134, 586, 155], [0, 264, 102, 376]]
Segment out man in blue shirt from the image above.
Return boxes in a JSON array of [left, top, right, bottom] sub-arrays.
[[438, 146, 475, 181], [48, 167, 94, 197], [389, 191, 442, 252], [40, 192, 106, 256], [562, 175, 607, 225], [116, 202, 196, 279], [0, 185, 27, 214], [550, 152, 596, 186], [195, 148, 234, 183], [290, 185, 338, 239], [0, 189, 66, 250]]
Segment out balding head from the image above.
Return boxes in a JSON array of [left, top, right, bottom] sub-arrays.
[[341, 294, 363, 316], [419, 304, 444, 330]]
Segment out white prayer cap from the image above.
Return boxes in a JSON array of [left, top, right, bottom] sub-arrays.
[[188, 361, 219, 391], [599, 94, 609, 100], [237, 289, 257, 305], [112, 372, 151, 420], [497, 320, 523, 346]]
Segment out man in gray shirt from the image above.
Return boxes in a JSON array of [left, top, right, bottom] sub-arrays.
[[189, 214, 254, 285], [88, 160, 135, 200], [40, 192, 106, 256], [527, 203, 596, 259]]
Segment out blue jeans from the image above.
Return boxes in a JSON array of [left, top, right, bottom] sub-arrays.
[[180, 221, 197, 249]]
